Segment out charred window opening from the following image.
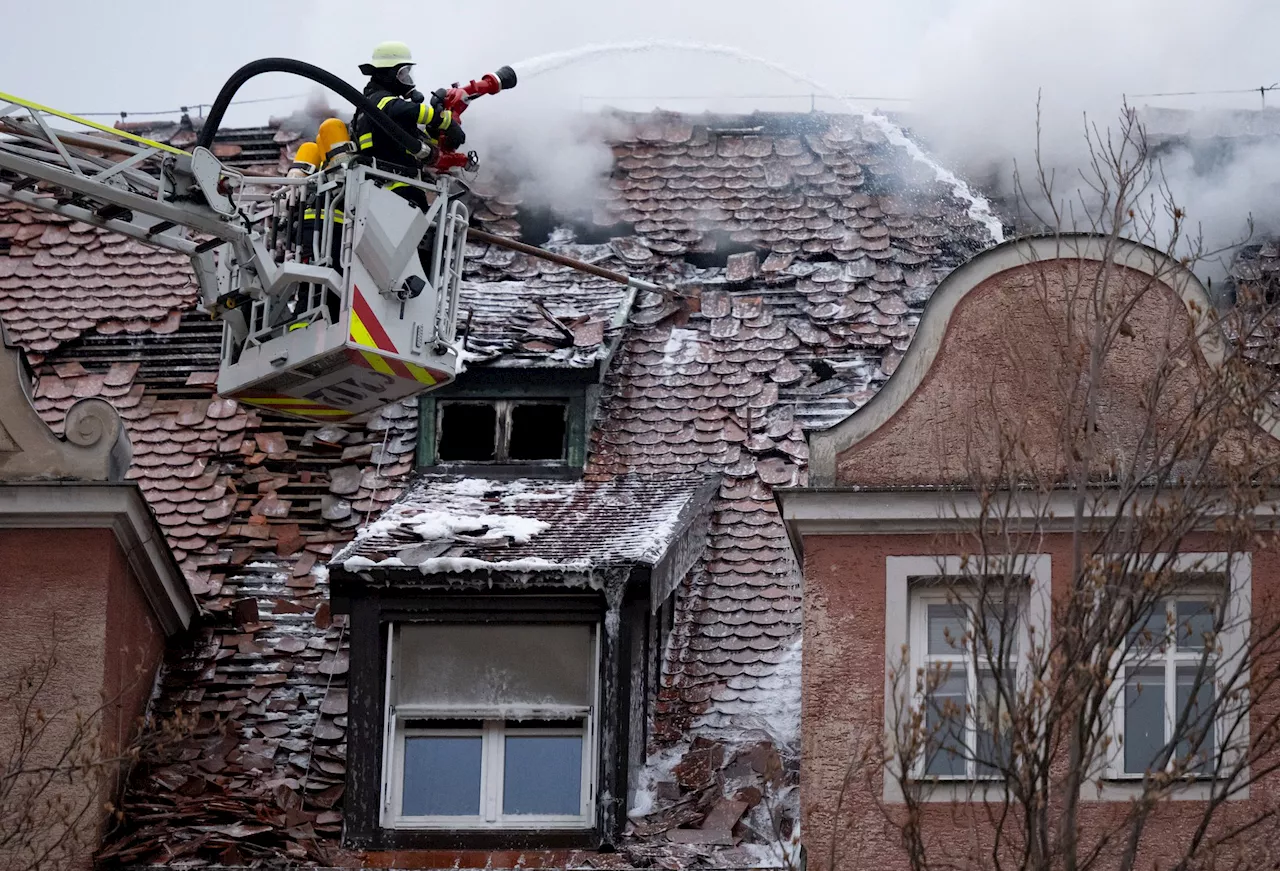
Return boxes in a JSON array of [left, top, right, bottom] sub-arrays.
[[509, 403, 567, 460], [510, 203, 558, 248], [682, 232, 759, 270], [566, 216, 636, 246], [437, 403, 498, 462], [436, 399, 569, 465], [511, 202, 633, 247]]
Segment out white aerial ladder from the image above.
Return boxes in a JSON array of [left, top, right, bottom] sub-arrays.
[[0, 59, 663, 422]]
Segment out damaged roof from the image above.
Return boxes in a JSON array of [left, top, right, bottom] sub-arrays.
[[0, 201, 194, 354], [0, 106, 996, 868], [465, 110, 992, 429], [454, 274, 632, 369], [1232, 238, 1280, 295], [335, 473, 718, 578]]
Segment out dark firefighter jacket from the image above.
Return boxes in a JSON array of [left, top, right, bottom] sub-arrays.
[[352, 83, 464, 172]]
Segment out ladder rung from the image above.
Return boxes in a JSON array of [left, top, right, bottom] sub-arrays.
[[147, 220, 176, 237], [194, 237, 223, 253]]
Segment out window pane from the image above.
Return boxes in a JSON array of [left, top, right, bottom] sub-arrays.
[[1124, 666, 1167, 774], [928, 604, 966, 655], [503, 735, 583, 815], [1126, 603, 1168, 655], [437, 403, 497, 461], [1176, 665, 1216, 775], [402, 736, 482, 816], [924, 671, 967, 776], [981, 603, 1018, 657], [1176, 600, 1215, 652], [976, 669, 1014, 777], [397, 624, 594, 708], [508, 403, 568, 461]]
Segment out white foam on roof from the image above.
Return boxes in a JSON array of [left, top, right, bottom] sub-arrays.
[[414, 556, 591, 575], [753, 636, 802, 750], [659, 327, 700, 373], [500, 489, 564, 503], [433, 478, 494, 497], [341, 553, 595, 577], [588, 479, 696, 563], [408, 508, 549, 547], [337, 474, 709, 575], [626, 742, 687, 818], [697, 635, 802, 752]]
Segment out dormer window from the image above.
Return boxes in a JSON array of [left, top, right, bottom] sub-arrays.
[[418, 388, 588, 473], [437, 400, 569, 464], [331, 472, 720, 850]]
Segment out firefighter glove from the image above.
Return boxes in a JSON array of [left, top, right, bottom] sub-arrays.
[[440, 123, 466, 151]]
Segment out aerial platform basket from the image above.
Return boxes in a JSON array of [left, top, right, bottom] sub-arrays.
[[0, 66, 666, 424], [215, 165, 469, 422]]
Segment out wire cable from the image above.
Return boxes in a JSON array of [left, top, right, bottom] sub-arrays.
[[1130, 84, 1278, 99], [71, 92, 310, 119], [72, 79, 1280, 120]]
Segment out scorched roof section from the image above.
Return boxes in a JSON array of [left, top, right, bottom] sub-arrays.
[[332, 473, 719, 579]]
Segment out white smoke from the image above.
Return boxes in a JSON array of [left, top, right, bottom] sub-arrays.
[[348, 0, 1273, 266], [15, 0, 1274, 260], [461, 95, 626, 218], [1150, 135, 1280, 275], [901, 0, 1280, 267]]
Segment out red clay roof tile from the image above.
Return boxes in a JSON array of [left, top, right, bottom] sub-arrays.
[[0, 107, 1001, 867]]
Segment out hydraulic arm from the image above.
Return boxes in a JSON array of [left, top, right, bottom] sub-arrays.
[[0, 59, 667, 420]]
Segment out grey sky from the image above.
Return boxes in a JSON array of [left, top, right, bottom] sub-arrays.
[[4, 0, 1275, 123], [3, 0, 1278, 260]]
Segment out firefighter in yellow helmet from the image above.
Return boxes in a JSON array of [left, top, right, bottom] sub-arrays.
[[351, 41, 464, 209], [283, 140, 342, 326]]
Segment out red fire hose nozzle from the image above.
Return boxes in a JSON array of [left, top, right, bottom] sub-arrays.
[[443, 65, 518, 113], [430, 66, 517, 173], [478, 65, 518, 94]]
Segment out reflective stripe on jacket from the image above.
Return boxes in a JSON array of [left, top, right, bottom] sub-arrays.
[[302, 208, 345, 224], [351, 84, 454, 169]]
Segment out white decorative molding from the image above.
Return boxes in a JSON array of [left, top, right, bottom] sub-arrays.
[[775, 487, 1274, 559], [0, 322, 131, 482]]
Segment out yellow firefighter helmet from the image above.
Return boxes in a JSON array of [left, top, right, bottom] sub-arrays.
[[367, 41, 413, 69]]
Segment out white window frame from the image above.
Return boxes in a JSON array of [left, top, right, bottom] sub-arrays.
[[380, 623, 600, 830], [910, 586, 1027, 782], [1098, 552, 1251, 800], [884, 554, 1052, 803]]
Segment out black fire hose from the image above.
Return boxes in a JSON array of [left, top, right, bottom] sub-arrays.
[[196, 57, 424, 157]]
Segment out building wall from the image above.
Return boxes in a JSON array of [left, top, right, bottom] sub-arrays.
[[102, 533, 166, 778], [799, 531, 1280, 871], [0, 527, 166, 871], [801, 247, 1280, 870]]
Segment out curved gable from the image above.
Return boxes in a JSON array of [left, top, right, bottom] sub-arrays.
[[808, 234, 1256, 488]]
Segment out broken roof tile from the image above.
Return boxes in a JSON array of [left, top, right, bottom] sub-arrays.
[[335, 474, 716, 575], [0, 106, 1002, 867]]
